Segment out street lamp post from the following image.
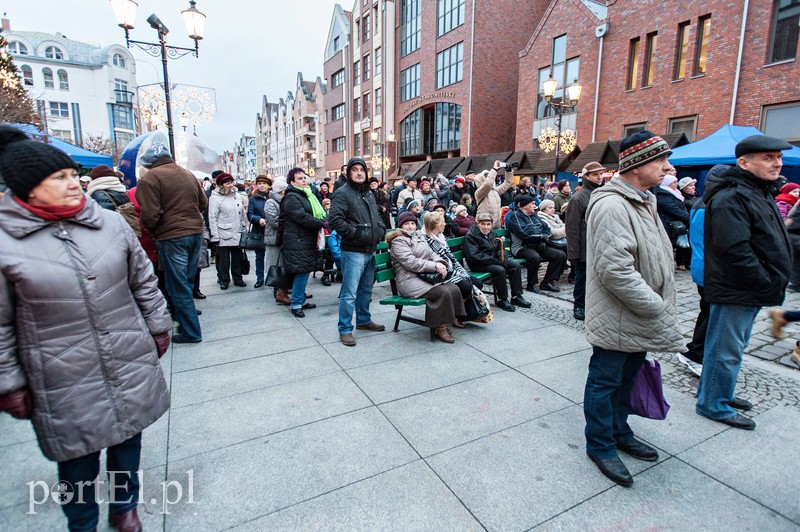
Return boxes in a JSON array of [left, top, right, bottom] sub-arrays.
[[540, 77, 582, 178], [110, 0, 206, 157]]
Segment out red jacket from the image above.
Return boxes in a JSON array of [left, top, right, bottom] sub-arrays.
[[127, 187, 158, 263], [453, 214, 475, 236]]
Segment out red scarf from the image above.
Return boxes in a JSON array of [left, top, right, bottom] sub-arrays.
[[775, 193, 799, 206], [13, 196, 87, 221]]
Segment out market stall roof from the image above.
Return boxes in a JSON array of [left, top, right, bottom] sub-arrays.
[[669, 125, 800, 166], [2, 122, 113, 169], [568, 132, 689, 172], [531, 146, 582, 174]]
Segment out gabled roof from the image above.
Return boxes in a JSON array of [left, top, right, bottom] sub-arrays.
[[531, 146, 582, 174], [324, 4, 351, 61], [413, 157, 465, 179]]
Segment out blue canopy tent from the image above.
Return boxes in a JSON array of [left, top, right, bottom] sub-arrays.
[[2, 123, 114, 169], [669, 125, 800, 191]]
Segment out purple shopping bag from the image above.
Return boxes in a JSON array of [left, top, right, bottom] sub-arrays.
[[629, 358, 670, 420]]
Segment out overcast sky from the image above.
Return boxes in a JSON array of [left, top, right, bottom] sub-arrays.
[[4, 0, 342, 153]]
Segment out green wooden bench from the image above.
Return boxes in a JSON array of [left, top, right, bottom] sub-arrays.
[[373, 250, 435, 340]]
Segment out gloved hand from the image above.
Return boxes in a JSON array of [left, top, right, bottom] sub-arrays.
[[0, 388, 33, 419], [152, 332, 171, 358]]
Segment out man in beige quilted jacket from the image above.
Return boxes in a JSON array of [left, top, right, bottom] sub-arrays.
[[582, 131, 685, 487]]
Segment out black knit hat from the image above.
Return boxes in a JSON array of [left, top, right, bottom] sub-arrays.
[[0, 125, 80, 198]]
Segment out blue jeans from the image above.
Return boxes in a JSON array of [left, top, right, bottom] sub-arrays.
[[696, 303, 760, 420], [291, 272, 310, 309], [254, 249, 265, 282], [159, 234, 202, 340], [584, 346, 646, 458], [58, 432, 142, 532], [338, 251, 375, 334]]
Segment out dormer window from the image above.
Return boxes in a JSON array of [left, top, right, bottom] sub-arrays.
[[8, 41, 28, 55], [45, 46, 64, 60], [112, 53, 127, 68]]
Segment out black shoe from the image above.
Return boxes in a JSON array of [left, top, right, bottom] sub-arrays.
[[573, 307, 585, 320], [540, 282, 560, 292], [192, 290, 206, 300], [321, 275, 332, 286], [726, 397, 753, 411], [233, 280, 247, 287], [616, 438, 659, 461], [588, 454, 633, 487], [172, 334, 201, 344], [510, 295, 532, 308], [526, 285, 541, 294], [254, 281, 264, 289], [302, 303, 316, 309], [714, 413, 756, 430], [496, 300, 515, 312], [219, 283, 229, 290], [291, 308, 305, 318], [196, 309, 202, 316]]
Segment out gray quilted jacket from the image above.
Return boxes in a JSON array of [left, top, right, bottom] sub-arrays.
[[584, 177, 684, 353], [0, 195, 171, 462]]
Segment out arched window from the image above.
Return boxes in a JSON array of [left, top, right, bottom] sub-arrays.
[[20, 65, 34, 87], [42, 67, 54, 89], [112, 53, 126, 68], [8, 41, 28, 55], [57, 69, 69, 90], [44, 46, 64, 60]]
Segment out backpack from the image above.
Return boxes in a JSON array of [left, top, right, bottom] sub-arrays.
[[100, 191, 142, 237]]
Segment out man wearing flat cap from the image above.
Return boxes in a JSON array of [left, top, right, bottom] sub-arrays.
[[697, 134, 793, 431]]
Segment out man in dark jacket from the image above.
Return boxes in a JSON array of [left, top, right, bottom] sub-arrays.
[[506, 196, 566, 294], [329, 158, 386, 346], [565, 162, 605, 320], [463, 213, 531, 312], [697, 135, 793, 430], [136, 141, 207, 343]]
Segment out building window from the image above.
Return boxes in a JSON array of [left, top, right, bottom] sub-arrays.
[[57, 69, 69, 90], [643, 32, 657, 87], [49, 101, 69, 118], [331, 69, 345, 88], [667, 115, 698, 142], [400, 109, 422, 156], [436, 42, 464, 89], [8, 41, 28, 55], [364, 91, 371, 118], [622, 122, 647, 137], [535, 38, 580, 120], [363, 14, 371, 42], [43, 67, 54, 89], [363, 131, 371, 155], [400, 63, 421, 102], [332, 103, 345, 121], [353, 60, 360, 85], [333, 36, 340, 52], [375, 88, 382, 115], [363, 53, 371, 81], [437, 0, 466, 36], [674, 21, 690, 80], [400, 0, 421, 57], [112, 53, 126, 68], [113, 105, 134, 129], [770, 0, 800, 63], [354, 133, 361, 155], [115, 132, 134, 152], [434, 102, 462, 152], [114, 79, 130, 103], [374, 5, 380, 33], [695, 15, 711, 75], [627, 38, 641, 90], [45, 46, 64, 60], [761, 101, 800, 141], [354, 97, 361, 121], [51, 129, 72, 142], [375, 47, 382, 76], [332, 137, 345, 152], [20, 65, 33, 87]]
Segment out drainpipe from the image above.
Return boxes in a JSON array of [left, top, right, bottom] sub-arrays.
[[592, 23, 608, 143], [467, 0, 477, 153], [730, 0, 750, 124]]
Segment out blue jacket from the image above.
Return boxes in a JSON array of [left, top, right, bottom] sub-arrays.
[[689, 203, 705, 286], [504, 203, 551, 256], [247, 192, 268, 233], [328, 231, 342, 268]]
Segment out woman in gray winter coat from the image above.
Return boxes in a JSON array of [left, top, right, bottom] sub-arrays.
[[265, 176, 290, 304], [209, 172, 247, 289], [0, 125, 171, 532]]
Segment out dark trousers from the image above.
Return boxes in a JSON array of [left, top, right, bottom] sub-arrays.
[[216, 246, 242, 285], [454, 276, 482, 299], [515, 245, 566, 287], [482, 260, 522, 301], [685, 285, 709, 363], [573, 261, 587, 310], [193, 268, 201, 292], [583, 346, 646, 458], [57, 432, 142, 532]]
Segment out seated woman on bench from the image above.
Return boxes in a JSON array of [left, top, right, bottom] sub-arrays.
[[387, 211, 466, 343]]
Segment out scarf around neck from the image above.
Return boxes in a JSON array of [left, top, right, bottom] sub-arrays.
[[298, 186, 326, 219], [14, 195, 87, 221]]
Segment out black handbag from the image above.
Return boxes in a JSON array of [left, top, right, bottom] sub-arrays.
[[464, 287, 491, 322], [240, 249, 251, 275], [668, 220, 688, 236], [239, 230, 265, 250], [266, 252, 294, 289], [418, 272, 447, 284]]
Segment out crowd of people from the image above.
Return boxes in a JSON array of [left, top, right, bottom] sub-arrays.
[[0, 120, 798, 529]]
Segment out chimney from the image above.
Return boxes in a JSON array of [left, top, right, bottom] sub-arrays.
[[1, 18, 10, 32]]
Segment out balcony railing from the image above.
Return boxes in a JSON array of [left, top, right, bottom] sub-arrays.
[[114, 89, 135, 106]]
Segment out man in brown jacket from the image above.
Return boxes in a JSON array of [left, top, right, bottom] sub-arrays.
[[136, 142, 207, 343]]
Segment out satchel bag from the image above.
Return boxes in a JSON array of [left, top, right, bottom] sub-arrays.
[[240, 249, 251, 275], [668, 220, 689, 236], [239, 229, 266, 250], [464, 286, 491, 322], [100, 191, 142, 237], [629, 357, 670, 420], [197, 238, 210, 269], [266, 252, 294, 289], [418, 270, 450, 284]]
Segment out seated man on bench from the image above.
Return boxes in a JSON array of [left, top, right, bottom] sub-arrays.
[[464, 212, 532, 312]]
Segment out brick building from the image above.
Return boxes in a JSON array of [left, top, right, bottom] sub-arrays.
[[291, 73, 326, 177], [515, 0, 800, 155], [322, 4, 352, 178]]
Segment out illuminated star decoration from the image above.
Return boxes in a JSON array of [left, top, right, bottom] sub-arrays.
[[538, 126, 577, 155], [172, 85, 216, 129]]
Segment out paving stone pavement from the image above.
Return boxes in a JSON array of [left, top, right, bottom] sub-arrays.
[[2, 260, 799, 531]]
